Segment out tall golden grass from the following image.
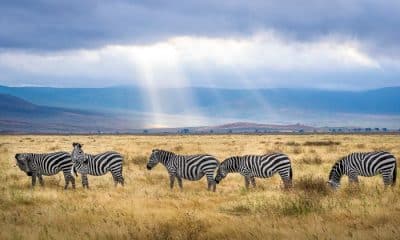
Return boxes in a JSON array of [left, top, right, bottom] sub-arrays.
[[0, 134, 399, 239]]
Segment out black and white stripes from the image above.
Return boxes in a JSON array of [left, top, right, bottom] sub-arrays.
[[146, 149, 219, 191], [215, 153, 293, 189], [328, 151, 397, 189], [14, 144, 397, 192], [71, 143, 124, 188], [15, 152, 76, 189]]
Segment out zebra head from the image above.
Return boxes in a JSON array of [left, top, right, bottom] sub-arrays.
[[71, 142, 86, 164], [15, 153, 33, 176], [215, 163, 228, 184], [147, 149, 160, 170], [327, 161, 343, 189]]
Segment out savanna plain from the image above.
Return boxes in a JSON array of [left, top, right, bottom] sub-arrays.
[[0, 134, 400, 240]]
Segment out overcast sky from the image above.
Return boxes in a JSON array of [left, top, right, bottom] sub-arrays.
[[1, 0, 400, 89]]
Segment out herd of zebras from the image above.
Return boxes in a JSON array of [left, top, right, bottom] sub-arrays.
[[14, 142, 397, 191]]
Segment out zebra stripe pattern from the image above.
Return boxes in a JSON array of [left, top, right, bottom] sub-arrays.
[[71, 143, 124, 188], [215, 153, 293, 189], [328, 151, 397, 189], [146, 149, 220, 191], [15, 152, 75, 189]]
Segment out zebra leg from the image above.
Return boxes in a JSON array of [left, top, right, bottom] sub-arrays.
[[62, 171, 72, 189], [205, 172, 216, 192], [38, 175, 44, 187], [119, 176, 125, 186], [71, 176, 76, 189], [64, 174, 70, 189], [82, 174, 89, 189], [278, 170, 292, 189], [111, 171, 124, 187], [169, 173, 176, 189], [31, 173, 37, 188], [381, 169, 394, 188], [207, 179, 216, 192], [244, 176, 250, 189], [348, 172, 359, 185], [176, 176, 183, 190], [250, 177, 256, 188]]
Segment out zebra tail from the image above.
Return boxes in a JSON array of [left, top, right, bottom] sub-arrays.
[[289, 165, 293, 181], [392, 160, 397, 186]]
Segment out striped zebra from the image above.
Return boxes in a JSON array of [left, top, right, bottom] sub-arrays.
[[328, 151, 397, 189], [71, 143, 124, 188], [146, 149, 220, 191], [215, 153, 293, 189], [15, 152, 76, 189]]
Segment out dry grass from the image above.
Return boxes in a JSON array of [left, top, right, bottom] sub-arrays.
[[0, 134, 399, 239]]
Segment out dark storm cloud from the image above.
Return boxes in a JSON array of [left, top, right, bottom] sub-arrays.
[[0, 0, 399, 55]]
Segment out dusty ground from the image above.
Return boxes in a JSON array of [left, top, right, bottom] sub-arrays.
[[0, 134, 399, 239]]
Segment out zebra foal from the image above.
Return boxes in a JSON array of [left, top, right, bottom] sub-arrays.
[[215, 153, 293, 189], [328, 151, 397, 189], [15, 152, 75, 189], [71, 143, 124, 188], [146, 149, 219, 191]]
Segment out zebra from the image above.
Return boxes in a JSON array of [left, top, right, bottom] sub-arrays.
[[146, 149, 220, 191], [15, 152, 76, 189], [71, 142, 124, 188], [215, 153, 293, 189], [328, 151, 397, 189]]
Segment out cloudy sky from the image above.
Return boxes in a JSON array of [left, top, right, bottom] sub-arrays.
[[1, 0, 400, 89]]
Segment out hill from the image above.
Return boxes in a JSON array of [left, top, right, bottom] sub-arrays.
[[0, 94, 141, 133], [1, 86, 399, 115], [1, 86, 400, 131]]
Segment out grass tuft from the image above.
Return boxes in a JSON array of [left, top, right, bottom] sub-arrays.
[[299, 155, 323, 165], [303, 140, 340, 146], [295, 175, 330, 196], [130, 155, 148, 165], [277, 194, 323, 216]]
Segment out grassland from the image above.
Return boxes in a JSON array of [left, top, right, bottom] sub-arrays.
[[0, 134, 399, 239]]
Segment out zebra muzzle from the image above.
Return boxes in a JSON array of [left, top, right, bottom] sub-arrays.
[[146, 165, 152, 170]]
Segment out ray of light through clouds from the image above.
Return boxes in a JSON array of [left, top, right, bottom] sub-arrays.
[[0, 32, 392, 127]]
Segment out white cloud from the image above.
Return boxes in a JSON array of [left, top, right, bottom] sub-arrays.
[[0, 31, 383, 88]]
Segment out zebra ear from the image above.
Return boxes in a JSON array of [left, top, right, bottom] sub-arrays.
[[73, 142, 77, 147]]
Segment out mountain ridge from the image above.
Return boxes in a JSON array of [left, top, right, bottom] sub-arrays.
[[1, 86, 400, 131]]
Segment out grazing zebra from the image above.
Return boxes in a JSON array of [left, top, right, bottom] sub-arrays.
[[328, 151, 397, 189], [215, 153, 293, 189], [71, 143, 124, 188], [15, 152, 76, 189], [146, 149, 220, 191]]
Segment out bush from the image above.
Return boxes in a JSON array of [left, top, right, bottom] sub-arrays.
[[286, 141, 300, 146], [296, 176, 330, 196], [303, 140, 340, 146], [277, 194, 323, 216], [130, 155, 148, 165], [299, 155, 322, 165], [291, 146, 302, 154], [173, 145, 184, 152]]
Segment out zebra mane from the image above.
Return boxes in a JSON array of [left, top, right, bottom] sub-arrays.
[[154, 149, 176, 156]]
